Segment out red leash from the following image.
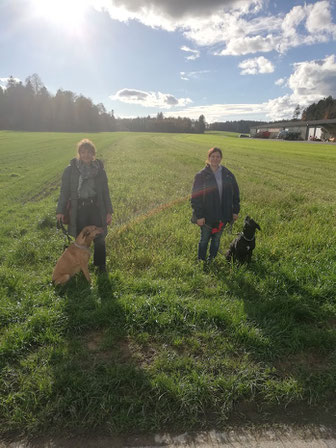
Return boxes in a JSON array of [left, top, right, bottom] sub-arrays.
[[211, 221, 225, 234]]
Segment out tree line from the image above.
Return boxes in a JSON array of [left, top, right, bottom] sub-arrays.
[[209, 120, 266, 134], [301, 96, 336, 120], [0, 74, 206, 134]]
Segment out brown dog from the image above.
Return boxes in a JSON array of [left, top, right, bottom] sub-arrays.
[[52, 225, 103, 285]]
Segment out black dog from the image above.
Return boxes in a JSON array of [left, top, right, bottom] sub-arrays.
[[226, 216, 261, 264]]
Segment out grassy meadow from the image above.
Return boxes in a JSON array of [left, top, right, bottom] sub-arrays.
[[0, 130, 336, 435]]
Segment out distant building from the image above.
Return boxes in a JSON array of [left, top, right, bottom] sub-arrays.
[[250, 118, 336, 140]]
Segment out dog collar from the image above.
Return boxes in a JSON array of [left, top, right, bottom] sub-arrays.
[[73, 242, 91, 254], [241, 233, 255, 242]]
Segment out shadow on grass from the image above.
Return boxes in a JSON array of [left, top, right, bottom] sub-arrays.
[[47, 273, 155, 433], [211, 254, 336, 416], [221, 256, 336, 359], [2, 255, 336, 439], [44, 272, 218, 436]]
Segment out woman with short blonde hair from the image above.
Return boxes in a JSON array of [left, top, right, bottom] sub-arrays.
[[77, 139, 96, 158], [56, 139, 113, 273]]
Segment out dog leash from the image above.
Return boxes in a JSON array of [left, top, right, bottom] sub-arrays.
[[227, 220, 241, 235], [227, 221, 233, 234], [56, 219, 73, 250]]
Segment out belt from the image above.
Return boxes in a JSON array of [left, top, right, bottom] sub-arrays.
[[78, 197, 97, 208]]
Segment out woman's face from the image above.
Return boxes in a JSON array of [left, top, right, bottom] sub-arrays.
[[208, 151, 222, 168], [79, 148, 94, 164]]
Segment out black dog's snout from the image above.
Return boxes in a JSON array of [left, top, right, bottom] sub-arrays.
[[252, 221, 261, 231]]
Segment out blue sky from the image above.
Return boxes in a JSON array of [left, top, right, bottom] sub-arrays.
[[1, 0, 336, 122]]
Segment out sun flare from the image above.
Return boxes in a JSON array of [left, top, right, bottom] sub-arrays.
[[31, 0, 90, 27]]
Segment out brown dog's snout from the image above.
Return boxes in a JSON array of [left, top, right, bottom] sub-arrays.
[[89, 227, 104, 240], [82, 226, 103, 235], [93, 227, 104, 237], [80, 226, 104, 243]]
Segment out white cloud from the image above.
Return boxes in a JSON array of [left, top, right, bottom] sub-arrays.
[[305, 1, 336, 36], [0, 77, 21, 89], [113, 53, 336, 121], [95, 0, 261, 22], [275, 78, 286, 86], [218, 34, 279, 56], [214, 1, 336, 56], [167, 102, 267, 121], [288, 55, 336, 101], [180, 45, 200, 60], [264, 95, 297, 121], [110, 88, 192, 108], [90, 0, 336, 58], [276, 2, 336, 53], [214, 1, 334, 56], [264, 54, 336, 120], [176, 54, 336, 121], [180, 70, 210, 81], [281, 5, 306, 39], [239, 56, 274, 75]]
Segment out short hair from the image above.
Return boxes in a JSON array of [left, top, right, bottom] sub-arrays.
[[76, 139, 96, 159], [207, 147, 222, 159]]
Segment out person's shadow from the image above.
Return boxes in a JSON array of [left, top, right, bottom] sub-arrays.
[[46, 272, 160, 435], [211, 251, 336, 425]]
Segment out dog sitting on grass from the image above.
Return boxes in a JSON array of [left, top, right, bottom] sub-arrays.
[[225, 216, 261, 264], [52, 225, 103, 285]]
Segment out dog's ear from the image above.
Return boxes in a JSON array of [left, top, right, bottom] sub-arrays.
[[256, 223, 261, 231], [83, 229, 91, 238], [244, 215, 250, 223]]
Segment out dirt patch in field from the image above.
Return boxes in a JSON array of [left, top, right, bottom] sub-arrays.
[[85, 330, 116, 362], [86, 330, 104, 352], [137, 344, 159, 368], [327, 317, 336, 329], [85, 331, 137, 364], [274, 351, 330, 376]]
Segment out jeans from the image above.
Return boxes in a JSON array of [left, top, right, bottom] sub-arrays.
[[198, 224, 225, 261], [76, 201, 106, 268]]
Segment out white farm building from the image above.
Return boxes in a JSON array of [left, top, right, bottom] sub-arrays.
[[250, 118, 336, 140]]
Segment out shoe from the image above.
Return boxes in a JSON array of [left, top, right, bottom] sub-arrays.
[[96, 265, 107, 274]]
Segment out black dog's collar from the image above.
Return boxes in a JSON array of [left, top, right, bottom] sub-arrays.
[[241, 233, 255, 242]]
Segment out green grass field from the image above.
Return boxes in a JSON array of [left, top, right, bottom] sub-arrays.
[[0, 130, 336, 435]]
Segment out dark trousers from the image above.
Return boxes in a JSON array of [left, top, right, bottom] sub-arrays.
[[76, 200, 106, 268]]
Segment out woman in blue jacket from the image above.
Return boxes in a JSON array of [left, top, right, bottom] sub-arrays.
[[191, 147, 240, 262]]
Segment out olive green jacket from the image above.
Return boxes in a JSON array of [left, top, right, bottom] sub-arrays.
[[56, 158, 113, 237]]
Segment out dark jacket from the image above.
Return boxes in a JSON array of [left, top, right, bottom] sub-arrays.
[[56, 158, 113, 237], [191, 164, 240, 225]]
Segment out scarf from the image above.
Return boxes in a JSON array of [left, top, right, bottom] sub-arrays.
[[76, 159, 99, 199]]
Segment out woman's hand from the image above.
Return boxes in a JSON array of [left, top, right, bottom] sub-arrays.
[[197, 218, 205, 227], [56, 213, 64, 223], [233, 214, 239, 221], [106, 213, 112, 225]]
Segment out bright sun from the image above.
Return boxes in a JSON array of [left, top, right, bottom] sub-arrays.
[[32, 0, 90, 27]]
